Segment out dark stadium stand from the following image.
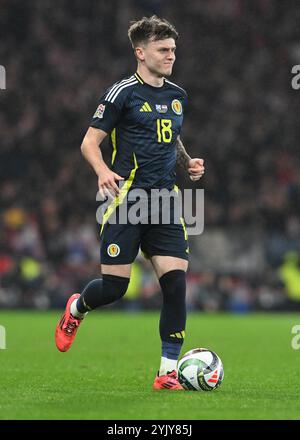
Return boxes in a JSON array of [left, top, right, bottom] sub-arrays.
[[1, 0, 300, 310]]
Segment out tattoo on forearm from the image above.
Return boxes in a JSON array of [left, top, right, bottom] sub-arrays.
[[176, 137, 191, 171]]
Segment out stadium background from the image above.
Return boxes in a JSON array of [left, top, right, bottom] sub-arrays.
[[1, 0, 300, 313], [2, 0, 300, 422]]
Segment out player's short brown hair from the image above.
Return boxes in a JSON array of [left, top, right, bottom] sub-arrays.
[[128, 15, 178, 48]]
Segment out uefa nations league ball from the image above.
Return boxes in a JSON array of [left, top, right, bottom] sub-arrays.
[[177, 348, 224, 391]]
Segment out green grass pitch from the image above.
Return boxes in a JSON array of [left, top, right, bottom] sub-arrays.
[[0, 311, 300, 420]]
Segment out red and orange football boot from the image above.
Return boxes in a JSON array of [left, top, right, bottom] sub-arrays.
[[55, 293, 83, 352], [153, 370, 184, 390]]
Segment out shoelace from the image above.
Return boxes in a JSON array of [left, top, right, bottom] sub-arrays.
[[159, 371, 178, 383], [64, 317, 79, 335], [168, 371, 178, 379]]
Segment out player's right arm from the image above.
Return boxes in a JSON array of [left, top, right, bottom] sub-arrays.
[[82, 79, 133, 197], [81, 127, 124, 197]]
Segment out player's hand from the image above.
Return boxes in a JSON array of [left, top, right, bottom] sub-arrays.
[[98, 168, 124, 199], [188, 158, 205, 181]]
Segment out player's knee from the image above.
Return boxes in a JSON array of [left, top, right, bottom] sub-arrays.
[[102, 274, 130, 303]]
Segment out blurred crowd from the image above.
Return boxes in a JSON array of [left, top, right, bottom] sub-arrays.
[[1, 0, 300, 310]]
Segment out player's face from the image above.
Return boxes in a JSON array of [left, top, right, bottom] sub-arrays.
[[141, 38, 176, 77]]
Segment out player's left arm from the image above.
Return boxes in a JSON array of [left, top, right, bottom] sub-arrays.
[[176, 136, 205, 181]]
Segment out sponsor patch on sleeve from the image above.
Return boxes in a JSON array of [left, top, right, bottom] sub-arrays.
[[93, 104, 106, 119]]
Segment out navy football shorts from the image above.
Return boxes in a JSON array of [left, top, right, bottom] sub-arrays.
[[99, 195, 189, 265]]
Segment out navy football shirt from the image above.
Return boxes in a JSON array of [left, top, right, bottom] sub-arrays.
[[90, 72, 187, 190]]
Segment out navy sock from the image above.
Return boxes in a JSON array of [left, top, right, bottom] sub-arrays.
[[77, 275, 129, 313], [162, 341, 182, 360], [159, 269, 186, 345]]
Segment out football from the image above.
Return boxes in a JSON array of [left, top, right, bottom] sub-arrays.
[[177, 348, 224, 391]]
